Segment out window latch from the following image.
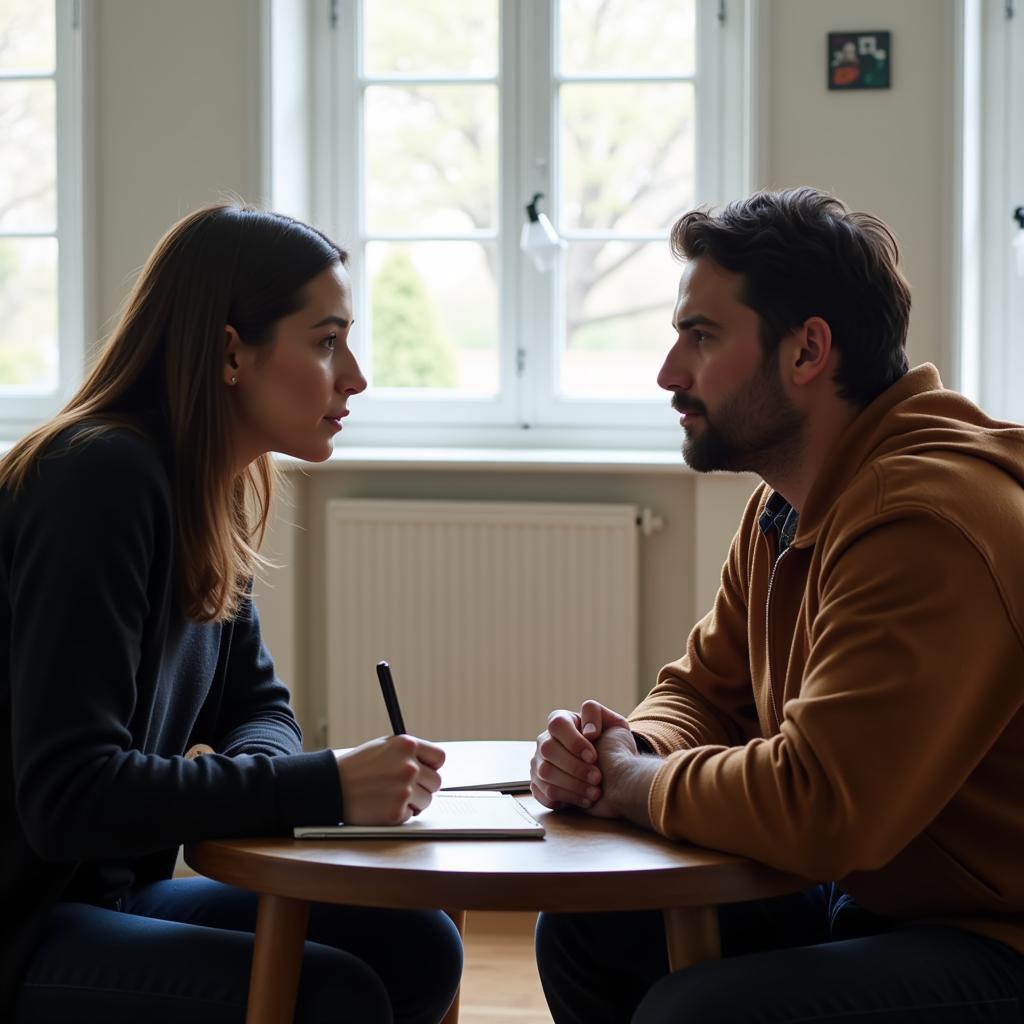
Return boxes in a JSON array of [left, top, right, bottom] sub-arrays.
[[1013, 208, 1024, 277]]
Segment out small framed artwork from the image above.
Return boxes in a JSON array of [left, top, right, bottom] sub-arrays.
[[827, 31, 891, 90]]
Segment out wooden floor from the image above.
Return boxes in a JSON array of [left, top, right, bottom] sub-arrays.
[[459, 912, 552, 1024]]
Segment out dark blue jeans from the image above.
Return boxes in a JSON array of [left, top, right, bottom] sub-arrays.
[[536, 884, 1024, 1023], [13, 876, 463, 1023]]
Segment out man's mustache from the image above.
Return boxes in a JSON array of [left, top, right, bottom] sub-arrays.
[[671, 393, 707, 416]]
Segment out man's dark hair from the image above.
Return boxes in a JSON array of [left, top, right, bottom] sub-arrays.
[[670, 187, 911, 408]]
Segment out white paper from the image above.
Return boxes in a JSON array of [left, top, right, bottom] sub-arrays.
[[294, 791, 545, 839]]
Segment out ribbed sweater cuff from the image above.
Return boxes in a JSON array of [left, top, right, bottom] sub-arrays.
[[270, 749, 342, 829]]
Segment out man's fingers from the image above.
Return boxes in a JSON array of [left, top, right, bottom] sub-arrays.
[[537, 733, 601, 786], [580, 700, 603, 738], [546, 710, 597, 764], [530, 781, 564, 811], [532, 776, 597, 810], [534, 757, 601, 804], [580, 700, 631, 741]]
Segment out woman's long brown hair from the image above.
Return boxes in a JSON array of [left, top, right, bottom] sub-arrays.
[[0, 200, 346, 622]]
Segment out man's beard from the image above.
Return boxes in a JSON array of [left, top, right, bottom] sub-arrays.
[[675, 357, 805, 477]]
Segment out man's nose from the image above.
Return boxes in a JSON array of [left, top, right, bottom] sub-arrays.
[[657, 340, 693, 393]]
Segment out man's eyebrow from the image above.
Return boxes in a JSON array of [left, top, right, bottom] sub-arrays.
[[674, 314, 722, 331], [310, 315, 350, 329]]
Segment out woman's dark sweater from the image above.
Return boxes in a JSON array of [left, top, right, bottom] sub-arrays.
[[0, 427, 342, 1010]]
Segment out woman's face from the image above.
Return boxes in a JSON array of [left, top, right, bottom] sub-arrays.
[[228, 263, 366, 467]]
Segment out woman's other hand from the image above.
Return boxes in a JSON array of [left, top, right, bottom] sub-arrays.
[[334, 735, 445, 824]]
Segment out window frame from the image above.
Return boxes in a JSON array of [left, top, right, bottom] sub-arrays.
[[275, 0, 760, 449], [961, 0, 1024, 422], [0, 0, 89, 439]]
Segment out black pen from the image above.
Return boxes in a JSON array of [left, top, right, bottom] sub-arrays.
[[376, 660, 406, 735]]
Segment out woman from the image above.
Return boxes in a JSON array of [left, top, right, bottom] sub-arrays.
[[0, 202, 463, 1022]]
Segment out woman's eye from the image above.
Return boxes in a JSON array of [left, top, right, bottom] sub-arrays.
[[321, 332, 337, 351]]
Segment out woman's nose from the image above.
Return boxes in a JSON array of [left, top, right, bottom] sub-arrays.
[[339, 350, 367, 395]]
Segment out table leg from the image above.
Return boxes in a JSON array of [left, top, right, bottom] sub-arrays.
[[663, 906, 720, 971], [441, 910, 466, 1024], [246, 893, 311, 1024]]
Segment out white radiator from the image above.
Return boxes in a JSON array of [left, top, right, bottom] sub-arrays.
[[325, 498, 640, 746]]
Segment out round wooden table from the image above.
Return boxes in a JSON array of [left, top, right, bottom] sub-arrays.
[[185, 796, 804, 1024]]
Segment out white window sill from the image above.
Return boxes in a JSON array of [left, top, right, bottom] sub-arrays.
[[275, 446, 692, 475], [0, 439, 691, 475]]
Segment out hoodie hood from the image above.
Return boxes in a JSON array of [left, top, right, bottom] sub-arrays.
[[795, 364, 1024, 546]]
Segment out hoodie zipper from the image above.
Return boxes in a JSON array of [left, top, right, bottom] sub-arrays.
[[764, 545, 789, 733]]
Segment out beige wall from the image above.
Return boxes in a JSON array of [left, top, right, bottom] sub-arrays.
[[92, 0, 262, 344], [89, 0, 962, 741], [761, 0, 959, 382]]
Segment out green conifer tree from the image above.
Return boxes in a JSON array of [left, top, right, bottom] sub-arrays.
[[371, 248, 458, 388]]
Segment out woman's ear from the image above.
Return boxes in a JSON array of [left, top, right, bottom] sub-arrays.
[[223, 325, 243, 387], [790, 316, 833, 386]]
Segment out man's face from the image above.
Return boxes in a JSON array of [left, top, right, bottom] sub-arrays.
[[658, 257, 804, 476]]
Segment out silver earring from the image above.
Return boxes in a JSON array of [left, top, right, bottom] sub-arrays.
[[230, 376, 237, 385]]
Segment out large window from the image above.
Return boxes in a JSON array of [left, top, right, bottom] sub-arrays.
[[283, 0, 755, 447], [0, 0, 85, 436]]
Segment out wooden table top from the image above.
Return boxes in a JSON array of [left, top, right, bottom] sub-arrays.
[[185, 797, 805, 913]]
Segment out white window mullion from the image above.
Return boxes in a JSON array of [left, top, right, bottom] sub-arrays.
[[516, 0, 556, 432], [1000, 0, 1024, 421], [316, 0, 368, 370], [263, 0, 313, 221], [328, 2, 359, 275], [695, 0, 719, 206], [500, 0, 526, 429], [56, 0, 86, 404], [696, 0, 759, 205], [976, 0, 1024, 422]]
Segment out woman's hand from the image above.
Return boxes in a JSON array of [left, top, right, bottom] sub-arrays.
[[334, 735, 445, 825]]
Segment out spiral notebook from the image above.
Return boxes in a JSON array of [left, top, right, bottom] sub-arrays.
[[293, 791, 545, 840]]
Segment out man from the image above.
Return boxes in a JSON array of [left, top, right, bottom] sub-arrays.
[[531, 188, 1024, 1023]]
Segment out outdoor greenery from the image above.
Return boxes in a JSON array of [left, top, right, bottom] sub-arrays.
[[371, 248, 458, 389]]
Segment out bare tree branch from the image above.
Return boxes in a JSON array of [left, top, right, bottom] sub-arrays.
[[567, 300, 668, 336], [399, 87, 498, 278]]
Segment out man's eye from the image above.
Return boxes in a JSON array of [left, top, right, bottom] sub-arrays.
[[695, 331, 711, 345], [321, 332, 337, 351]]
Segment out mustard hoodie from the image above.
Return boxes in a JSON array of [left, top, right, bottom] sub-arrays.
[[629, 364, 1024, 954]]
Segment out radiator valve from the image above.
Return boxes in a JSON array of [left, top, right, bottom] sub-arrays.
[[637, 507, 665, 536]]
